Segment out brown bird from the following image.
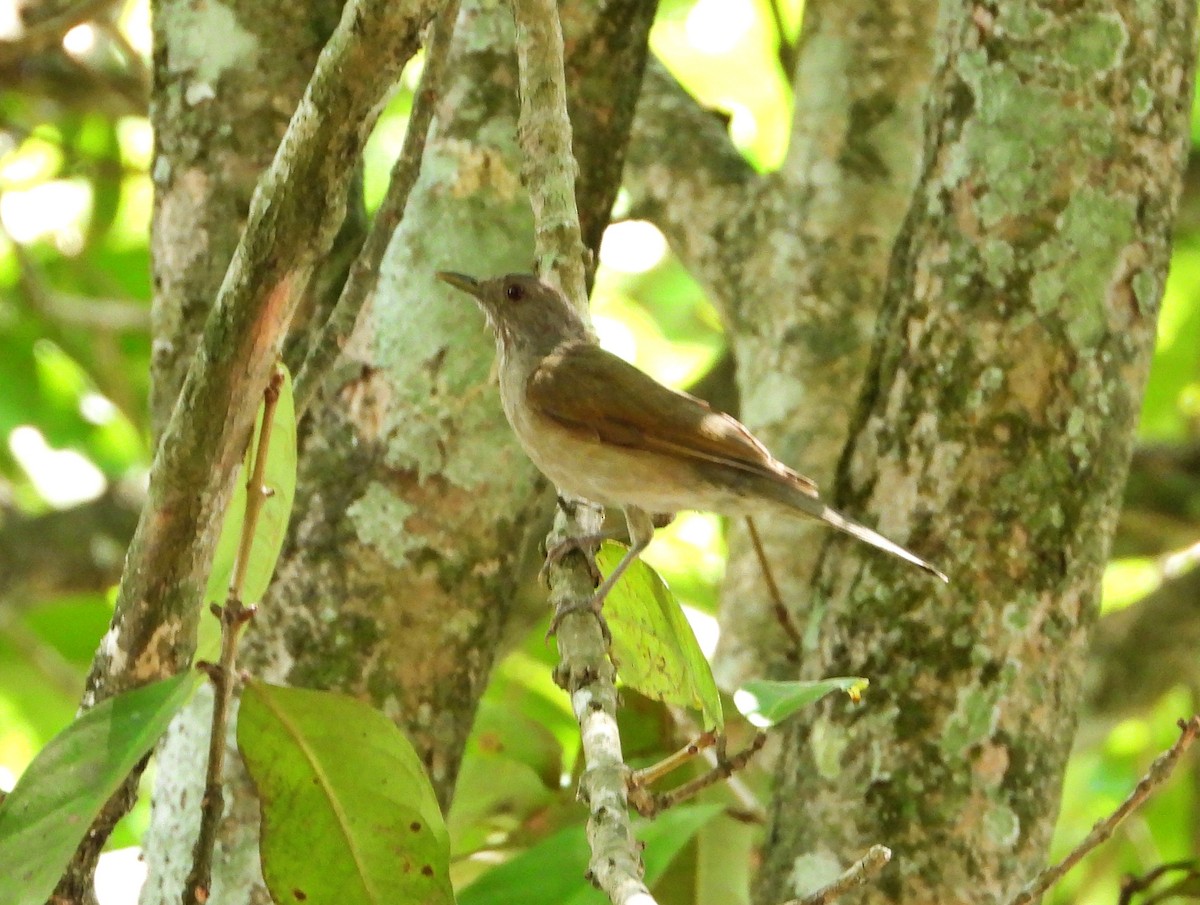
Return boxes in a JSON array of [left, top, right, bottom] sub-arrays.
[[437, 271, 947, 615]]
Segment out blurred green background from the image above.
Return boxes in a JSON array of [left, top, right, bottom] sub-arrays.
[[2, 0, 1198, 903]]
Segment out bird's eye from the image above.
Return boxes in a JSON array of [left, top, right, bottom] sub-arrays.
[[505, 283, 525, 302]]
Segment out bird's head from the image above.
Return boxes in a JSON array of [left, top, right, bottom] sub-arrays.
[[436, 271, 591, 357]]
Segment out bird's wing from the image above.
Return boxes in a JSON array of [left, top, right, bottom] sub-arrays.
[[526, 341, 818, 496]]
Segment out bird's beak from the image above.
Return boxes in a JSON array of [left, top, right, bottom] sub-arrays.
[[436, 271, 481, 298]]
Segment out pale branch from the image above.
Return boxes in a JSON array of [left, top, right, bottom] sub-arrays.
[[57, 0, 440, 895], [622, 58, 755, 302], [1008, 716, 1200, 905], [293, 0, 461, 416], [509, 0, 652, 901], [790, 845, 893, 905], [511, 0, 588, 305], [183, 370, 284, 905]]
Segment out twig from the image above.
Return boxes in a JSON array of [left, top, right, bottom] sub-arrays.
[[628, 732, 767, 819], [629, 730, 717, 788], [745, 517, 803, 654], [182, 369, 284, 905], [509, 0, 649, 901], [293, 0, 460, 415], [786, 845, 892, 905], [511, 0, 588, 306], [1118, 860, 1200, 905], [1008, 716, 1200, 905], [662, 705, 765, 821]]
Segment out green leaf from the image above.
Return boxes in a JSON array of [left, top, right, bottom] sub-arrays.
[[458, 803, 723, 905], [0, 671, 201, 905], [734, 677, 869, 727], [596, 541, 723, 730], [238, 681, 453, 905], [204, 363, 297, 606], [449, 699, 561, 853]]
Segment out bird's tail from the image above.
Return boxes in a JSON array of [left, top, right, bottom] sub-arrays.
[[776, 480, 949, 583]]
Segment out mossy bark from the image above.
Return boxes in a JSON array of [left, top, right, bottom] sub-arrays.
[[755, 1, 1197, 901]]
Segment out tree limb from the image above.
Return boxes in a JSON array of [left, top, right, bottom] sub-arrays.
[[511, 0, 654, 901], [57, 0, 441, 897]]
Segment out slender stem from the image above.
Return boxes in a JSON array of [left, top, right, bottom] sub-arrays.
[[745, 517, 802, 653], [59, 0, 441, 891], [229, 370, 285, 597], [787, 845, 892, 905], [293, 0, 461, 415], [1008, 716, 1200, 905], [181, 371, 284, 905], [629, 731, 717, 788], [629, 732, 766, 819]]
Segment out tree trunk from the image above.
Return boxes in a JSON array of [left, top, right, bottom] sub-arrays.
[[755, 1, 1197, 901]]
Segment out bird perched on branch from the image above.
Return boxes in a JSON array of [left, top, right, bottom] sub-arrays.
[[437, 271, 947, 623]]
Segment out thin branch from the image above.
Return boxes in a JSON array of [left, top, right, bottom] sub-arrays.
[[1008, 716, 1200, 905], [57, 0, 441, 894], [38, 293, 150, 332], [182, 369, 283, 905], [1119, 860, 1200, 905], [7, 233, 141, 417], [511, 0, 588, 305], [80, 0, 439, 706], [509, 0, 649, 902], [662, 705, 765, 822], [629, 730, 717, 789], [787, 845, 893, 905], [745, 517, 802, 654], [293, 0, 460, 415], [628, 732, 767, 819]]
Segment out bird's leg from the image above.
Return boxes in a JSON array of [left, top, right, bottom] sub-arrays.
[[541, 530, 613, 588], [540, 506, 672, 588], [547, 506, 657, 640]]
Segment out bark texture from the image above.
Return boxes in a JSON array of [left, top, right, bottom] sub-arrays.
[[139, 0, 655, 898], [756, 2, 1198, 902]]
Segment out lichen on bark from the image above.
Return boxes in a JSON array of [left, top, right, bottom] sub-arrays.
[[755, 1, 1198, 902]]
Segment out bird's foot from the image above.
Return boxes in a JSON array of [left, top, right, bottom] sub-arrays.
[[539, 534, 605, 588], [546, 593, 612, 647]]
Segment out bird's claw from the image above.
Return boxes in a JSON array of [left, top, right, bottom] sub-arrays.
[[546, 593, 612, 646], [539, 536, 603, 588]]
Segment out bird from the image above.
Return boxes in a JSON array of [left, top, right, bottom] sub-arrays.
[[437, 271, 947, 622]]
